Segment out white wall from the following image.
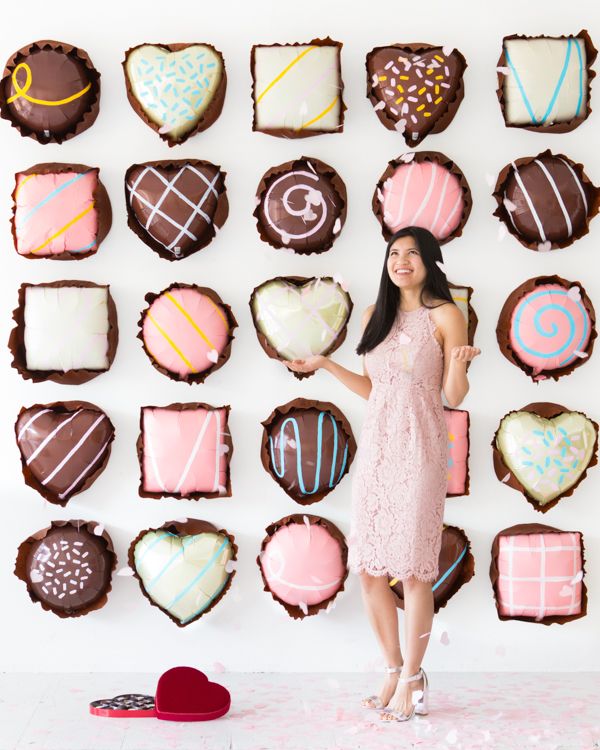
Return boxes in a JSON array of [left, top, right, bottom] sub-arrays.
[[1, 0, 599, 672]]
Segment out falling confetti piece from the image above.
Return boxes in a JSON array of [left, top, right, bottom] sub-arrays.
[[212, 661, 226, 673], [333, 272, 348, 292], [497, 66, 510, 75], [333, 217, 342, 234], [225, 559, 237, 574], [219, 444, 229, 454], [158, 123, 172, 134], [443, 46, 454, 56], [440, 630, 450, 646], [573, 350, 588, 359], [571, 570, 584, 584], [497, 224, 508, 241], [537, 240, 552, 252], [206, 349, 219, 363], [377, 188, 384, 203], [93, 524, 105, 536], [175, 517, 188, 523], [503, 198, 517, 213], [485, 173, 496, 187], [117, 566, 134, 577], [567, 286, 582, 301], [30, 570, 44, 583], [400, 152, 416, 163], [398, 332, 411, 344], [298, 601, 308, 615], [435, 260, 446, 274], [501, 472, 511, 483]]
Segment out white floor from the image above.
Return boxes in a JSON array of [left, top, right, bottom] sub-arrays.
[[0, 672, 599, 750]]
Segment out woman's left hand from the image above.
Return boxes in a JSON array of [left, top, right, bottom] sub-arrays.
[[450, 345, 481, 363]]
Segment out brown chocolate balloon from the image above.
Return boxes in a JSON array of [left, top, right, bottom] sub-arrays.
[[15, 401, 115, 506], [389, 525, 474, 612], [260, 398, 356, 504], [254, 157, 347, 254], [0, 40, 100, 144], [15, 520, 116, 618], [366, 43, 467, 146], [125, 159, 228, 261], [493, 151, 600, 250]]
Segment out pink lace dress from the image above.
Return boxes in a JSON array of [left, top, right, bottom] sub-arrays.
[[348, 305, 447, 583]]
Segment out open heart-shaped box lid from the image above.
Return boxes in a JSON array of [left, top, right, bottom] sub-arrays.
[[155, 666, 231, 721]]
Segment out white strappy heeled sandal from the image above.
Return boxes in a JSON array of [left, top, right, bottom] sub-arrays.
[[380, 667, 429, 722], [361, 665, 403, 710]]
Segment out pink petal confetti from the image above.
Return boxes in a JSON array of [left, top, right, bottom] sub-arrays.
[[446, 728, 458, 744], [497, 66, 510, 75], [537, 240, 552, 252], [175, 517, 188, 523], [503, 197, 517, 212], [501, 472, 511, 483], [298, 601, 308, 615], [400, 152, 415, 163], [206, 349, 219, 363], [325, 599, 336, 613], [571, 569, 584, 584], [30, 570, 44, 583], [218, 443, 229, 455], [117, 566, 135, 577], [567, 285, 582, 301], [377, 188, 384, 203], [158, 123, 172, 134], [383, 177, 393, 190], [303, 515, 311, 529], [217, 484, 228, 495], [442, 46, 454, 56], [435, 260, 446, 274], [333, 217, 342, 234], [254, 196, 262, 207], [333, 272, 348, 292], [440, 630, 450, 646], [485, 173, 496, 187], [225, 559, 237, 574], [573, 350, 588, 359], [93, 524, 105, 536], [398, 332, 411, 344], [497, 224, 508, 241], [212, 661, 226, 673]]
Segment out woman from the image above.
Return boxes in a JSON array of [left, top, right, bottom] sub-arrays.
[[286, 226, 480, 722]]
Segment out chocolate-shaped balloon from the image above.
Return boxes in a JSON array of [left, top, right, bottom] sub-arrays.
[[125, 159, 228, 261], [373, 151, 472, 244], [0, 40, 100, 144], [11, 163, 112, 260], [490, 523, 587, 625], [252, 38, 345, 138], [444, 408, 470, 497], [9, 280, 119, 385], [389, 525, 474, 612], [493, 402, 598, 513], [366, 43, 467, 145], [257, 514, 348, 618], [138, 402, 233, 499], [261, 398, 356, 504], [123, 43, 226, 146], [14, 520, 116, 618], [254, 157, 347, 254], [497, 31, 597, 133], [448, 282, 478, 348], [496, 275, 596, 382], [15, 401, 115, 506], [250, 276, 352, 379], [138, 283, 237, 384], [129, 519, 237, 627], [493, 151, 600, 251]]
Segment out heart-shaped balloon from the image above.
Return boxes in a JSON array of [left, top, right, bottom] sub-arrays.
[[15, 401, 115, 505], [494, 404, 598, 509], [123, 44, 225, 144], [250, 277, 352, 376], [131, 520, 235, 627]]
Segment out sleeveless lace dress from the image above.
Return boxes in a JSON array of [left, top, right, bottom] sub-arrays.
[[348, 305, 448, 583]]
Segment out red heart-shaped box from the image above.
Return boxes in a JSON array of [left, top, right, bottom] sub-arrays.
[[155, 666, 230, 721]]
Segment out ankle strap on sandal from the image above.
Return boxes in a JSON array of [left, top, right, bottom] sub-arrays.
[[384, 665, 403, 674], [398, 667, 423, 684]]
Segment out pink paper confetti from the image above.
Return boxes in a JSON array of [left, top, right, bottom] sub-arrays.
[[206, 349, 219, 363], [501, 472, 511, 483], [212, 661, 226, 673], [440, 630, 450, 646], [442, 46, 454, 56], [117, 566, 134, 577], [497, 66, 510, 75], [333, 272, 348, 292], [567, 286, 582, 301], [570, 569, 584, 584], [485, 173, 496, 187], [93, 524, 105, 536], [537, 240, 552, 252], [400, 152, 415, 163]]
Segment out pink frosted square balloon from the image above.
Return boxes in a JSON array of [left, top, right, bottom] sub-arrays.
[[444, 407, 469, 496], [140, 404, 232, 499], [13, 169, 99, 257], [496, 531, 583, 621]]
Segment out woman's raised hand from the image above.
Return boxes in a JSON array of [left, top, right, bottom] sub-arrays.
[[450, 345, 481, 363], [284, 355, 328, 374]]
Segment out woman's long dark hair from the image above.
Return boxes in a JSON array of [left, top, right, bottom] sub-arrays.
[[356, 226, 455, 356]]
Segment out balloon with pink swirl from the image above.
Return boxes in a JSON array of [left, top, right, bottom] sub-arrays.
[[509, 283, 591, 376]]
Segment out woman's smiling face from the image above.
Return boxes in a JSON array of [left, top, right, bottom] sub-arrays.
[[386, 235, 427, 289]]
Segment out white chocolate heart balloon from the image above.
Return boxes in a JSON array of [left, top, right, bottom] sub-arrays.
[[134, 530, 232, 625], [125, 45, 223, 140], [496, 410, 596, 504]]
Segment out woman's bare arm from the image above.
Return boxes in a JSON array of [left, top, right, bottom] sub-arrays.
[[431, 303, 480, 408]]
